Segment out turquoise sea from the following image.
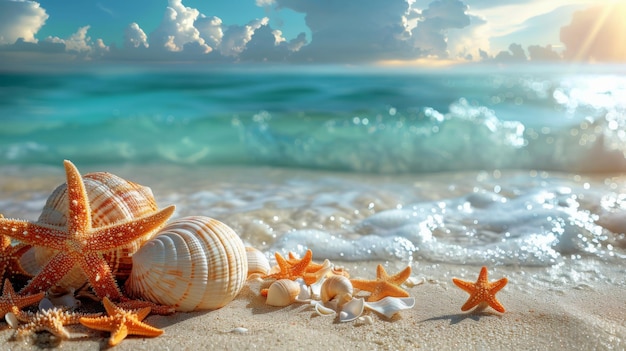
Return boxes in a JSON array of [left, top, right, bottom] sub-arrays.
[[1, 64, 625, 288]]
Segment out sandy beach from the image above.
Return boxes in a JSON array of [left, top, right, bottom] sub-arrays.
[[1, 261, 625, 350], [1, 165, 625, 350]]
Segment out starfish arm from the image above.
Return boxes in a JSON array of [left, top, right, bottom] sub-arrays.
[[388, 266, 412, 285], [126, 319, 164, 337], [370, 282, 410, 302], [85, 205, 175, 252], [0, 219, 67, 250], [452, 278, 478, 294], [291, 249, 313, 273], [63, 160, 93, 237], [20, 252, 78, 295], [490, 277, 508, 294], [5, 243, 33, 277], [487, 296, 506, 313], [110, 325, 130, 346], [135, 307, 152, 321], [477, 266, 489, 284], [0, 280, 44, 318], [80, 253, 124, 300], [460, 294, 483, 311], [350, 278, 376, 292], [79, 316, 116, 332]]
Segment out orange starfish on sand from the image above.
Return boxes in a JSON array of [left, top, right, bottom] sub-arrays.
[[264, 249, 314, 282], [350, 264, 411, 302], [79, 297, 164, 347], [10, 304, 102, 340], [452, 266, 508, 313], [0, 233, 31, 280], [0, 160, 175, 301], [0, 279, 44, 318]]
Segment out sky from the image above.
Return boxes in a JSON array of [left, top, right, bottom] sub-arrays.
[[0, 0, 625, 68]]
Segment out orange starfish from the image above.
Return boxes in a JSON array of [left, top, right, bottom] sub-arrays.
[[79, 297, 164, 346], [0, 160, 175, 301], [0, 233, 31, 280], [350, 264, 411, 302], [264, 249, 313, 282], [10, 304, 102, 340], [452, 266, 508, 313], [0, 279, 44, 318]]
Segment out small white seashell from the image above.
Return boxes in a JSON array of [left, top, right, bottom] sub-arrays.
[[339, 297, 365, 323], [364, 297, 416, 319], [5, 312, 19, 329], [404, 276, 425, 288], [314, 302, 337, 317], [321, 275, 353, 305], [47, 287, 81, 309], [246, 247, 270, 277], [295, 279, 312, 302], [125, 216, 248, 312], [357, 315, 374, 325], [225, 327, 248, 334], [265, 279, 300, 307]]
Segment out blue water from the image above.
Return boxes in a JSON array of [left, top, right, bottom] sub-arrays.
[[2, 64, 626, 278], [2, 64, 626, 173]]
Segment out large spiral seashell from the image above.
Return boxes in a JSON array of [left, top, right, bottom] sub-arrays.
[[125, 216, 248, 312], [20, 171, 163, 289]]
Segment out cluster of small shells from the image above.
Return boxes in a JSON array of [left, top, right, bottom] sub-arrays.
[[257, 254, 415, 322]]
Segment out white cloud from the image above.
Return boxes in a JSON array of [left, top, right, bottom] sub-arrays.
[[220, 17, 269, 57], [64, 26, 92, 53], [410, 0, 471, 57], [124, 22, 149, 48], [0, 0, 48, 44], [196, 15, 223, 48], [149, 0, 211, 54]]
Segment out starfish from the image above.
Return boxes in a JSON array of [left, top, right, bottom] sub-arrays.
[[350, 264, 411, 302], [0, 232, 31, 280], [0, 160, 175, 300], [452, 266, 508, 313], [10, 304, 102, 340], [264, 249, 313, 282], [0, 279, 44, 318], [79, 297, 164, 346]]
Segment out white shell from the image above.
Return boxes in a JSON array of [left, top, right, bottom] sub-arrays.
[[364, 297, 416, 319], [320, 275, 353, 305], [245, 246, 270, 277], [339, 297, 365, 323], [22, 171, 163, 289], [125, 216, 248, 312], [314, 302, 337, 317], [265, 279, 300, 307], [5, 312, 19, 329]]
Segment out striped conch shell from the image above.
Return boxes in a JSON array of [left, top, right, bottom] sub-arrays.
[[125, 216, 248, 312], [20, 171, 164, 289]]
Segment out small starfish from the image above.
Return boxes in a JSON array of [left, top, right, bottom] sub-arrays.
[[0, 279, 44, 318], [264, 249, 313, 282], [350, 264, 411, 302], [0, 232, 31, 280], [79, 297, 164, 346], [10, 304, 102, 340], [452, 266, 508, 313], [0, 160, 175, 300]]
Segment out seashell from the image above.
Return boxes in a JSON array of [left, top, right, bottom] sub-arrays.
[[21, 171, 164, 289], [246, 246, 270, 277], [339, 297, 365, 323], [320, 275, 353, 305], [265, 279, 300, 307], [364, 297, 415, 319], [5, 312, 19, 329], [314, 302, 337, 317], [125, 216, 248, 312]]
